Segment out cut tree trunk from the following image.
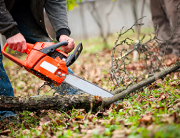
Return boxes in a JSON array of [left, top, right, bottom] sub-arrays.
[[0, 62, 179, 112]]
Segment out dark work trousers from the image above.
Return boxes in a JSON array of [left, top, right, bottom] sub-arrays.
[[0, 11, 79, 120], [150, 0, 180, 55], [0, 48, 15, 120]]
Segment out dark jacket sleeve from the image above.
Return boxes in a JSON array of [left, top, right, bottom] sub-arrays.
[[0, 0, 19, 39], [44, 0, 71, 40]]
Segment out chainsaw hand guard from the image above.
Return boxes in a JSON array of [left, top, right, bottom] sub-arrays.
[[66, 42, 83, 67]]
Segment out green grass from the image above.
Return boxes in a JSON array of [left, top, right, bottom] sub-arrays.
[[2, 75, 179, 137]]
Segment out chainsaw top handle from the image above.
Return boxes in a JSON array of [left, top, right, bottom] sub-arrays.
[[40, 41, 68, 54]]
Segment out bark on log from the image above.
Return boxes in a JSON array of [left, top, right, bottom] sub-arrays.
[[0, 62, 179, 112], [0, 95, 103, 112]]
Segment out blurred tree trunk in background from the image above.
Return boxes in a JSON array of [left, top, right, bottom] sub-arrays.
[[89, 1, 108, 48], [130, 0, 138, 25]]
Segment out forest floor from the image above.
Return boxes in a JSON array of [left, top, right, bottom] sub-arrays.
[[0, 30, 180, 138]]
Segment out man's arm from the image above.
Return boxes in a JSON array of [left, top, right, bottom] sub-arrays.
[[0, 0, 18, 37], [45, 0, 75, 53], [0, 0, 26, 53]]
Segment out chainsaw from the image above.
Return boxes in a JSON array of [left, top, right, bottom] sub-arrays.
[[2, 41, 114, 98]]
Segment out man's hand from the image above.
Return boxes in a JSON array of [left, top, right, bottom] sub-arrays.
[[59, 35, 75, 53], [6, 33, 27, 53]]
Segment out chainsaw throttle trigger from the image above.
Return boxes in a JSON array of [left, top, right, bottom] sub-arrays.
[[66, 42, 83, 67], [40, 41, 68, 54]]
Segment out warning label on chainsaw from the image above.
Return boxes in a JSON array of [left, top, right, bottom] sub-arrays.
[[40, 61, 57, 73]]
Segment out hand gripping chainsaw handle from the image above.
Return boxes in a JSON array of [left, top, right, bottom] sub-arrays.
[[2, 42, 34, 66]]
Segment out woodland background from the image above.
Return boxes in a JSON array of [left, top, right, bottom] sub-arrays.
[[0, 0, 180, 137]]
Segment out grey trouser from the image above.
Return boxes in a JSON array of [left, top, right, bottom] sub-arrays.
[[150, 0, 180, 55]]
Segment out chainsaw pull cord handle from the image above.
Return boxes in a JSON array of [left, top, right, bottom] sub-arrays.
[[40, 41, 68, 54], [2, 42, 34, 66]]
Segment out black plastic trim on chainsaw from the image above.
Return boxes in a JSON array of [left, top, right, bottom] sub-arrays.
[[66, 42, 83, 67], [40, 41, 68, 54]]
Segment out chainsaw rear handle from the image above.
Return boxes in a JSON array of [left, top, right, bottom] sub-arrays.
[[2, 41, 68, 66], [2, 42, 34, 66]]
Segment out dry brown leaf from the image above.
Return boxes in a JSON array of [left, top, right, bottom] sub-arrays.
[[95, 96, 103, 104], [0, 129, 11, 136], [20, 129, 31, 136], [115, 103, 124, 112], [77, 109, 86, 115], [23, 121, 30, 129], [109, 118, 116, 125], [85, 122, 95, 130], [125, 128, 132, 135], [156, 105, 165, 111], [53, 117, 64, 126], [139, 112, 153, 126], [86, 125, 106, 135], [95, 110, 102, 117], [112, 129, 126, 138], [103, 111, 110, 117], [124, 122, 132, 127], [117, 119, 125, 124], [87, 115, 94, 122], [170, 112, 179, 123], [135, 95, 142, 103], [174, 99, 180, 104], [159, 92, 167, 100], [108, 103, 116, 112], [158, 112, 179, 124], [174, 103, 180, 110], [159, 114, 174, 124], [40, 114, 51, 126], [128, 107, 133, 115]]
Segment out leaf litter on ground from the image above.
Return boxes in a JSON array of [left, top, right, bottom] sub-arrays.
[[0, 42, 180, 137]]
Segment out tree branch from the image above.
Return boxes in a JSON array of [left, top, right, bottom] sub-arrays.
[[103, 62, 180, 106]]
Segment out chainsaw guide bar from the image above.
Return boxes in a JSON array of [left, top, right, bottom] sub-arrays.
[[64, 73, 114, 98]]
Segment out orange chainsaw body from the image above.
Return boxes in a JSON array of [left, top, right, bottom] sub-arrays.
[[2, 42, 68, 85]]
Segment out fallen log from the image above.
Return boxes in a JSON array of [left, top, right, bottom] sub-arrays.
[[0, 62, 179, 112]]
